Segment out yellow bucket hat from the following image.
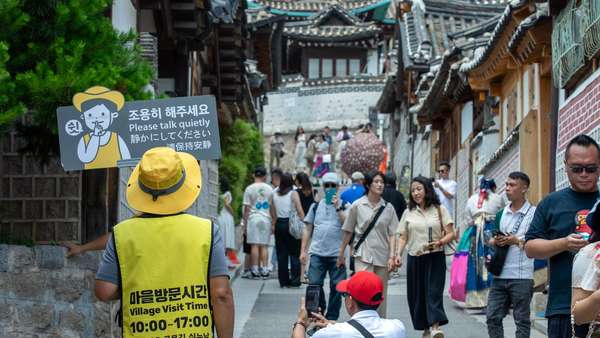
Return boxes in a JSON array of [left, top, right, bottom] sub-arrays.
[[72, 86, 125, 112], [126, 147, 202, 215]]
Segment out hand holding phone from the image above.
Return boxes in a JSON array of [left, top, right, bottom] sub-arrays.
[[305, 285, 321, 317]]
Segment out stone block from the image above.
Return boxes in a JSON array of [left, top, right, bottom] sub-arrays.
[[35, 245, 65, 270], [2, 155, 22, 175], [23, 156, 44, 175], [45, 158, 65, 175], [0, 245, 8, 272], [50, 276, 83, 302], [24, 200, 43, 219], [45, 200, 65, 219], [11, 222, 33, 242], [34, 222, 55, 242], [12, 177, 33, 198], [58, 308, 86, 333], [1, 200, 22, 219], [67, 252, 100, 272], [55, 222, 78, 241], [59, 177, 79, 198], [9, 245, 34, 270], [34, 177, 56, 198], [67, 201, 79, 219], [93, 302, 112, 337], [14, 303, 53, 331], [1, 178, 9, 198], [0, 300, 13, 324], [1, 133, 12, 153], [9, 273, 47, 299]]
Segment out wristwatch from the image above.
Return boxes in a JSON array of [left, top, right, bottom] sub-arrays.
[[336, 205, 346, 212]]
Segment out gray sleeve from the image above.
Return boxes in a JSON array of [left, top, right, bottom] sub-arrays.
[[209, 223, 229, 278], [95, 233, 120, 285]]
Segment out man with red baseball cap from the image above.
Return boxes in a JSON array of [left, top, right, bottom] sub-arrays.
[[292, 271, 405, 338]]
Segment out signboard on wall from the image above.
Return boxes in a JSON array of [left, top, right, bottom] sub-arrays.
[[56, 86, 221, 171]]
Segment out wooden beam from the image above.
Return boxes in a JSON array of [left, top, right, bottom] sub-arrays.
[[161, 0, 174, 39]]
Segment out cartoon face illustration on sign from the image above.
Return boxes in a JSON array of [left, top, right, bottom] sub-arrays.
[[575, 210, 593, 241], [72, 86, 131, 169]]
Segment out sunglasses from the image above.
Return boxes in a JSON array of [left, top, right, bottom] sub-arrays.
[[569, 165, 599, 174], [323, 183, 337, 188], [437, 169, 448, 173]]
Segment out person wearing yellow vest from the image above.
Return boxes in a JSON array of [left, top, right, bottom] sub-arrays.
[[95, 147, 234, 338]]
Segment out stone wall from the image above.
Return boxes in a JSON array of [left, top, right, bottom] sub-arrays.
[[0, 244, 120, 337]]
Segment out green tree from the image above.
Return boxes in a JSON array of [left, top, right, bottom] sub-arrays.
[[0, 0, 153, 157], [219, 120, 264, 220]]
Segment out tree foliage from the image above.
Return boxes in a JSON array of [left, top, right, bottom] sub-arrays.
[[0, 0, 153, 157], [219, 120, 264, 220]]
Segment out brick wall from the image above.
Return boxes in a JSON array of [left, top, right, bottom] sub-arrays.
[[556, 70, 600, 189], [0, 130, 81, 243], [0, 245, 120, 337]]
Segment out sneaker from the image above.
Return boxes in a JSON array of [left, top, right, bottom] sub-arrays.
[[251, 270, 261, 280], [260, 271, 269, 280], [241, 270, 253, 279], [431, 329, 444, 338]]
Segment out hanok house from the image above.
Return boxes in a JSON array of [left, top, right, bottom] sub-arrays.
[[256, 0, 397, 171], [376, 0, 509, 202], [0, 0, 253, 336], [550, 0, 600, 190]]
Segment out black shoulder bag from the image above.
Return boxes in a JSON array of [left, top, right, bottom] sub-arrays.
[[347, 319, 376, 338], [486, 206, 531, 276], [350, 203, 387, 273]]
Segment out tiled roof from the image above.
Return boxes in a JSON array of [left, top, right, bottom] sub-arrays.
[[280, 73, 386, 87], [252, 0, 385, 12]]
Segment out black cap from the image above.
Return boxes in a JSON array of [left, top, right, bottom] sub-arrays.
[[254, 166, 267, 177]]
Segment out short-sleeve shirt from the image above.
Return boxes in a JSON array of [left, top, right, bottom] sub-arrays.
[[572, 242, 600, 291], [313, 310, 405, 338], [434, 179, 457, 218], [304, 200, 344, 257], [498, 201, 536, 279], [243, 182, 273, 221], [342, 196, 399, 267], [525, 188, 599, 317], [96, 222, 228, 285], [396, 204, 453, 256]]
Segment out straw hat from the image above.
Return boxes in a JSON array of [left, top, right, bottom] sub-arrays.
[[126, 147, 202, 215], [72, 86, 125, 112]]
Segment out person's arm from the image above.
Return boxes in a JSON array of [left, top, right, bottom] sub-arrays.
[[333, 194, 346, 224], [292, 297, 308, 338], [270, 196, 277, 231], [292, 191, 305, 220], [210, 276, 234, 338], [572, 288, 600, 325], [436, 183, 454, 200], [337, 204, 357, 267], [63, 233, 110, 257], [336, 231, 353, 268], [387, 233, 396, 272], [300, 223, 313, 266], [242, 205, 250, 235], [95, 280, 119, 301], [525, 235, 588, 259]]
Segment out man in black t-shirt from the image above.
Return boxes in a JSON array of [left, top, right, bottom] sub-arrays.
[[525, 134, 600, 338], [382, 172, 406, 220]]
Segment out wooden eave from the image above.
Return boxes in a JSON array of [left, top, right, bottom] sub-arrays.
[[510, 18, 552, 66]]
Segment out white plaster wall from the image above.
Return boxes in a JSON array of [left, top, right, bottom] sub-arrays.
[[112, 0, 137, 33], [412, 134, 432, 178], [263, 84, 384, 135], [367, 50, 379, 75]]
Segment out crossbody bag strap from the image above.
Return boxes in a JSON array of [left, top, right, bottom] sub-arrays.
[[354, 202, 387, 252], [436, 205, 456, 255], [347, 319, 376, 338], [508, 205, 531, 235]]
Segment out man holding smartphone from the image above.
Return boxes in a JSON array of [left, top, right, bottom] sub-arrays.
[[301, 173, 348, 320], [486, 172, 536, 338]]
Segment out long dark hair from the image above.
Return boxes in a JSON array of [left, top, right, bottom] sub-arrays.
[[295, 126, 304, 142], [306, 134, 317, 147], [219, 176, 230, 193], [295, 172, 312, 192], [364, 171, 385, 194], [408, 176, 440, 210], [278, 173, 294, 195]]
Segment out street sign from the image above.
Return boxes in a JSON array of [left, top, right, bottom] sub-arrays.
[[56, 86, 221, 171]]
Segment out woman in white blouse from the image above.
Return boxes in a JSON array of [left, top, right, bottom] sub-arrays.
[[571, 230, 600, 337]]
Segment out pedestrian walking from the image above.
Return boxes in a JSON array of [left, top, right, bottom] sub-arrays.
[[340, 171, 366, 205], [305, 134, 318, 172], [433, 162, 457, 220], [485, 172, 536, 338], [337, 171, 399, 318], [270, 132, 285, 171], [296, 172, 315, 283], [395, 176, 454, 338], [295, 126, 307, 173], [242, 166, 274, 279], [218, 176, 239, 268], [571, 208, 600, 337], [455, 177, 505, 308], [94, 147, 234, 338], [525, 135, 600, 337], [300, 172, 348, 320], [271, 173, 306, 287], [382, 172, 407, 220], [313, 134, 331, 178], [292, 271, 406, 338]]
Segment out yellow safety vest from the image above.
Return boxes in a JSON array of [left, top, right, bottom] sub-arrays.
[[83, 132, 122, 170], [114, 214, 213, 338]]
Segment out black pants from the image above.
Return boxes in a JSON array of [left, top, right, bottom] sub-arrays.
[[407, 251, 448, 331], [548, 314, 590, 338], [275, 218, 301, 287]]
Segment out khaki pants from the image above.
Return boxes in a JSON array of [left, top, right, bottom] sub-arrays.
[[354, 259, 389, 318]]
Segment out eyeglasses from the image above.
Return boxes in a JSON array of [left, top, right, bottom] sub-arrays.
[[323, 183, 337, 188], [569, 165, 599, 174]]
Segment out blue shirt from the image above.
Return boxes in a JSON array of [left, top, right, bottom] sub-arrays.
[[525, 188, 599, 317], [304, 200, 344, 257], [340, 184, 366, 205]]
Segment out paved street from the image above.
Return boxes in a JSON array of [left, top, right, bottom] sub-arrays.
[[232, 266, 547, 338]]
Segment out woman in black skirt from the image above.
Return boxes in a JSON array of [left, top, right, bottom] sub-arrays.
[[394, 176, 455, 338]]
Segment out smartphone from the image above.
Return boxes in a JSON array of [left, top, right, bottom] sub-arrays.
[[325, 188, 336, 205], [305, 285, 321, 316], [493, 229, 508, 237]]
